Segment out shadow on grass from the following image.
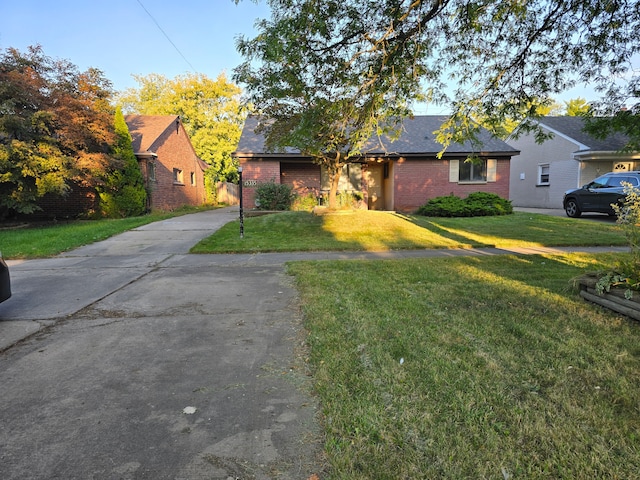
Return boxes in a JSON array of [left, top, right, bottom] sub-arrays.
[[394, 213, 495, 248]]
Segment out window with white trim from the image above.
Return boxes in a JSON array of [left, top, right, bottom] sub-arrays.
[[449, 159, 497, 183], [173, 168, 184, 184], [538, 164, 550, 186]]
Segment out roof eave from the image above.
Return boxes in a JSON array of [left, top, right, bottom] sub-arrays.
[[573, 150, 640, 161]]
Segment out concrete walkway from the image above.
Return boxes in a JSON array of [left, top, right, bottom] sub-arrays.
[[0, 206, 627, 479]]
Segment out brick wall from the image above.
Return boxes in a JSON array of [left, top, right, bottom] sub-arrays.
[[147, 123, 207, 211], [238, 156, 512, 212], [280, 163, 321, 196], [239, 159, 281, 209], [394, 158, 511, 212]]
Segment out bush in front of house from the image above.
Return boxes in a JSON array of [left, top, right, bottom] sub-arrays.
[[254, 181, 296, 210], [292, 193, 319, 212], [417, 192, 512, 217]]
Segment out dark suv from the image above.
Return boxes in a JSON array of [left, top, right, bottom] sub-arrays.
[[563, 171, 640, 218]]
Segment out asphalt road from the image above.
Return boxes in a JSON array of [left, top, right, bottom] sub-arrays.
[[0, 208, 324, 480]]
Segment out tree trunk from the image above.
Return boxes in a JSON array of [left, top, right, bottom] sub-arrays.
[[323, 151, 343, 210], [328, 168, 340, 209]]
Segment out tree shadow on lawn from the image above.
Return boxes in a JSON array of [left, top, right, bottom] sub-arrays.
[[393, 213, 495, 248]]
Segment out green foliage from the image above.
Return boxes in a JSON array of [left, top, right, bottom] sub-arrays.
[[254, 181, 296, 210], [118, 72, 244, 183], [584, 109, 640, 153], [465, 191, 513, 215], [97, 108, 147, 217], [237, 1, 638, 157], [417, 192, 512, 217], [291, 193, 319, 212], [0, 45, 116, 219], [599, 182, 640, 294], [417, 195, 469, 217]]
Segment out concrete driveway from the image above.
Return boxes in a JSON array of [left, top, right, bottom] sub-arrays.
[[0, 206, 627, 479], [0, 208, 324, 480]]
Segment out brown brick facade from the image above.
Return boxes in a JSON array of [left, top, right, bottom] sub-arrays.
[[239, 159, 280, 209], [239, 157, 511, 212], [126, 115, 207, 211], [393, 158, 511, 212], [234, 116, 518, 212], [280, 163, 321, 195]]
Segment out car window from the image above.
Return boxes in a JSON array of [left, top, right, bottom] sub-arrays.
[[591, 175, 609, 188], [610, 176, 640, 187], [607, 177, 625, 187]]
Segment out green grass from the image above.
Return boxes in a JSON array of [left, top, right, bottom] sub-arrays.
[[1, 207, 636, 477], [192, 210, 626, 253], [289, 253, 640, 479], [0, 207, 212, 259]]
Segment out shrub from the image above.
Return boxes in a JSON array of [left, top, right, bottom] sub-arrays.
[[416, 194, 470, 217], [254, 181, 296, 210], [417, 192, 512, 217], [599, 182, 640, 295], [292, 193, 319, 212], [465, 192, 513, 216], [98, 108, 147, 218]]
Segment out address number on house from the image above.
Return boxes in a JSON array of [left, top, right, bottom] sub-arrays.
[[243, 180, 257, 187]]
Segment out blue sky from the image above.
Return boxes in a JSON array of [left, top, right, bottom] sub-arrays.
[[0, 0, 271, 92], [0, 0, 605, 109]]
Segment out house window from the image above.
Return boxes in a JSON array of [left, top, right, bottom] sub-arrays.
[[173, 168, 184, 184], [320, 163, 362, 191], [190, 172, 196, 186], [449, 159, 497, 183], [538, 164, 550, 186], [148, 162, 156, 181], [460, 159, 486, 182]]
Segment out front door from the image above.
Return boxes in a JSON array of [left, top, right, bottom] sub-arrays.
[[367, 163, 385, 210]]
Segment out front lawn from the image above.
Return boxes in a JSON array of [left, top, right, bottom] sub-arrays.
[[0, 207, 212, 259], [290, 252, 640, 478], [191, 210, 625, 253]]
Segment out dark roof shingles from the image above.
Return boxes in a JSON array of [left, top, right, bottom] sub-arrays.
[[235, 115, 519, 156], [538, 116, 630, 152]]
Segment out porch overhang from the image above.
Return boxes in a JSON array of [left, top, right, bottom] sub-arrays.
[[573, 150, 640, 162]]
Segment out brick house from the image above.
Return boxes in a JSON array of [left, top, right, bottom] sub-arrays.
[[125, 115, 208, 211], [233, 115, 519, 212]]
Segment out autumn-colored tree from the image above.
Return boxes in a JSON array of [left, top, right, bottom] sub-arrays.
[[97, 107, 147, 217], [0, 45, 116, 218], [564, 97, 591, 117], [118, 73, 244, 185]]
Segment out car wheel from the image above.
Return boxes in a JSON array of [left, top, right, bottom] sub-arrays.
[[565, 199, 581, 218]]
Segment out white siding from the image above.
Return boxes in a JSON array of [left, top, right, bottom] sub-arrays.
[[509, 130, 582, 208]]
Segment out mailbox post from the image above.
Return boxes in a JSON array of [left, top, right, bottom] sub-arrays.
[[238, 166, 244, 239]]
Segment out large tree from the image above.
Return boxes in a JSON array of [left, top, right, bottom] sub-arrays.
[[118, 73, 245, 183], [235, 0, 639, 207], [0, 45, 116, 218]]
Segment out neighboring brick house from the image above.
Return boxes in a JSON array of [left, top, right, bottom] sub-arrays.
[[233, 115, 519, 212], [508, 116, 639, 208], [125, 115, 208, 211]]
